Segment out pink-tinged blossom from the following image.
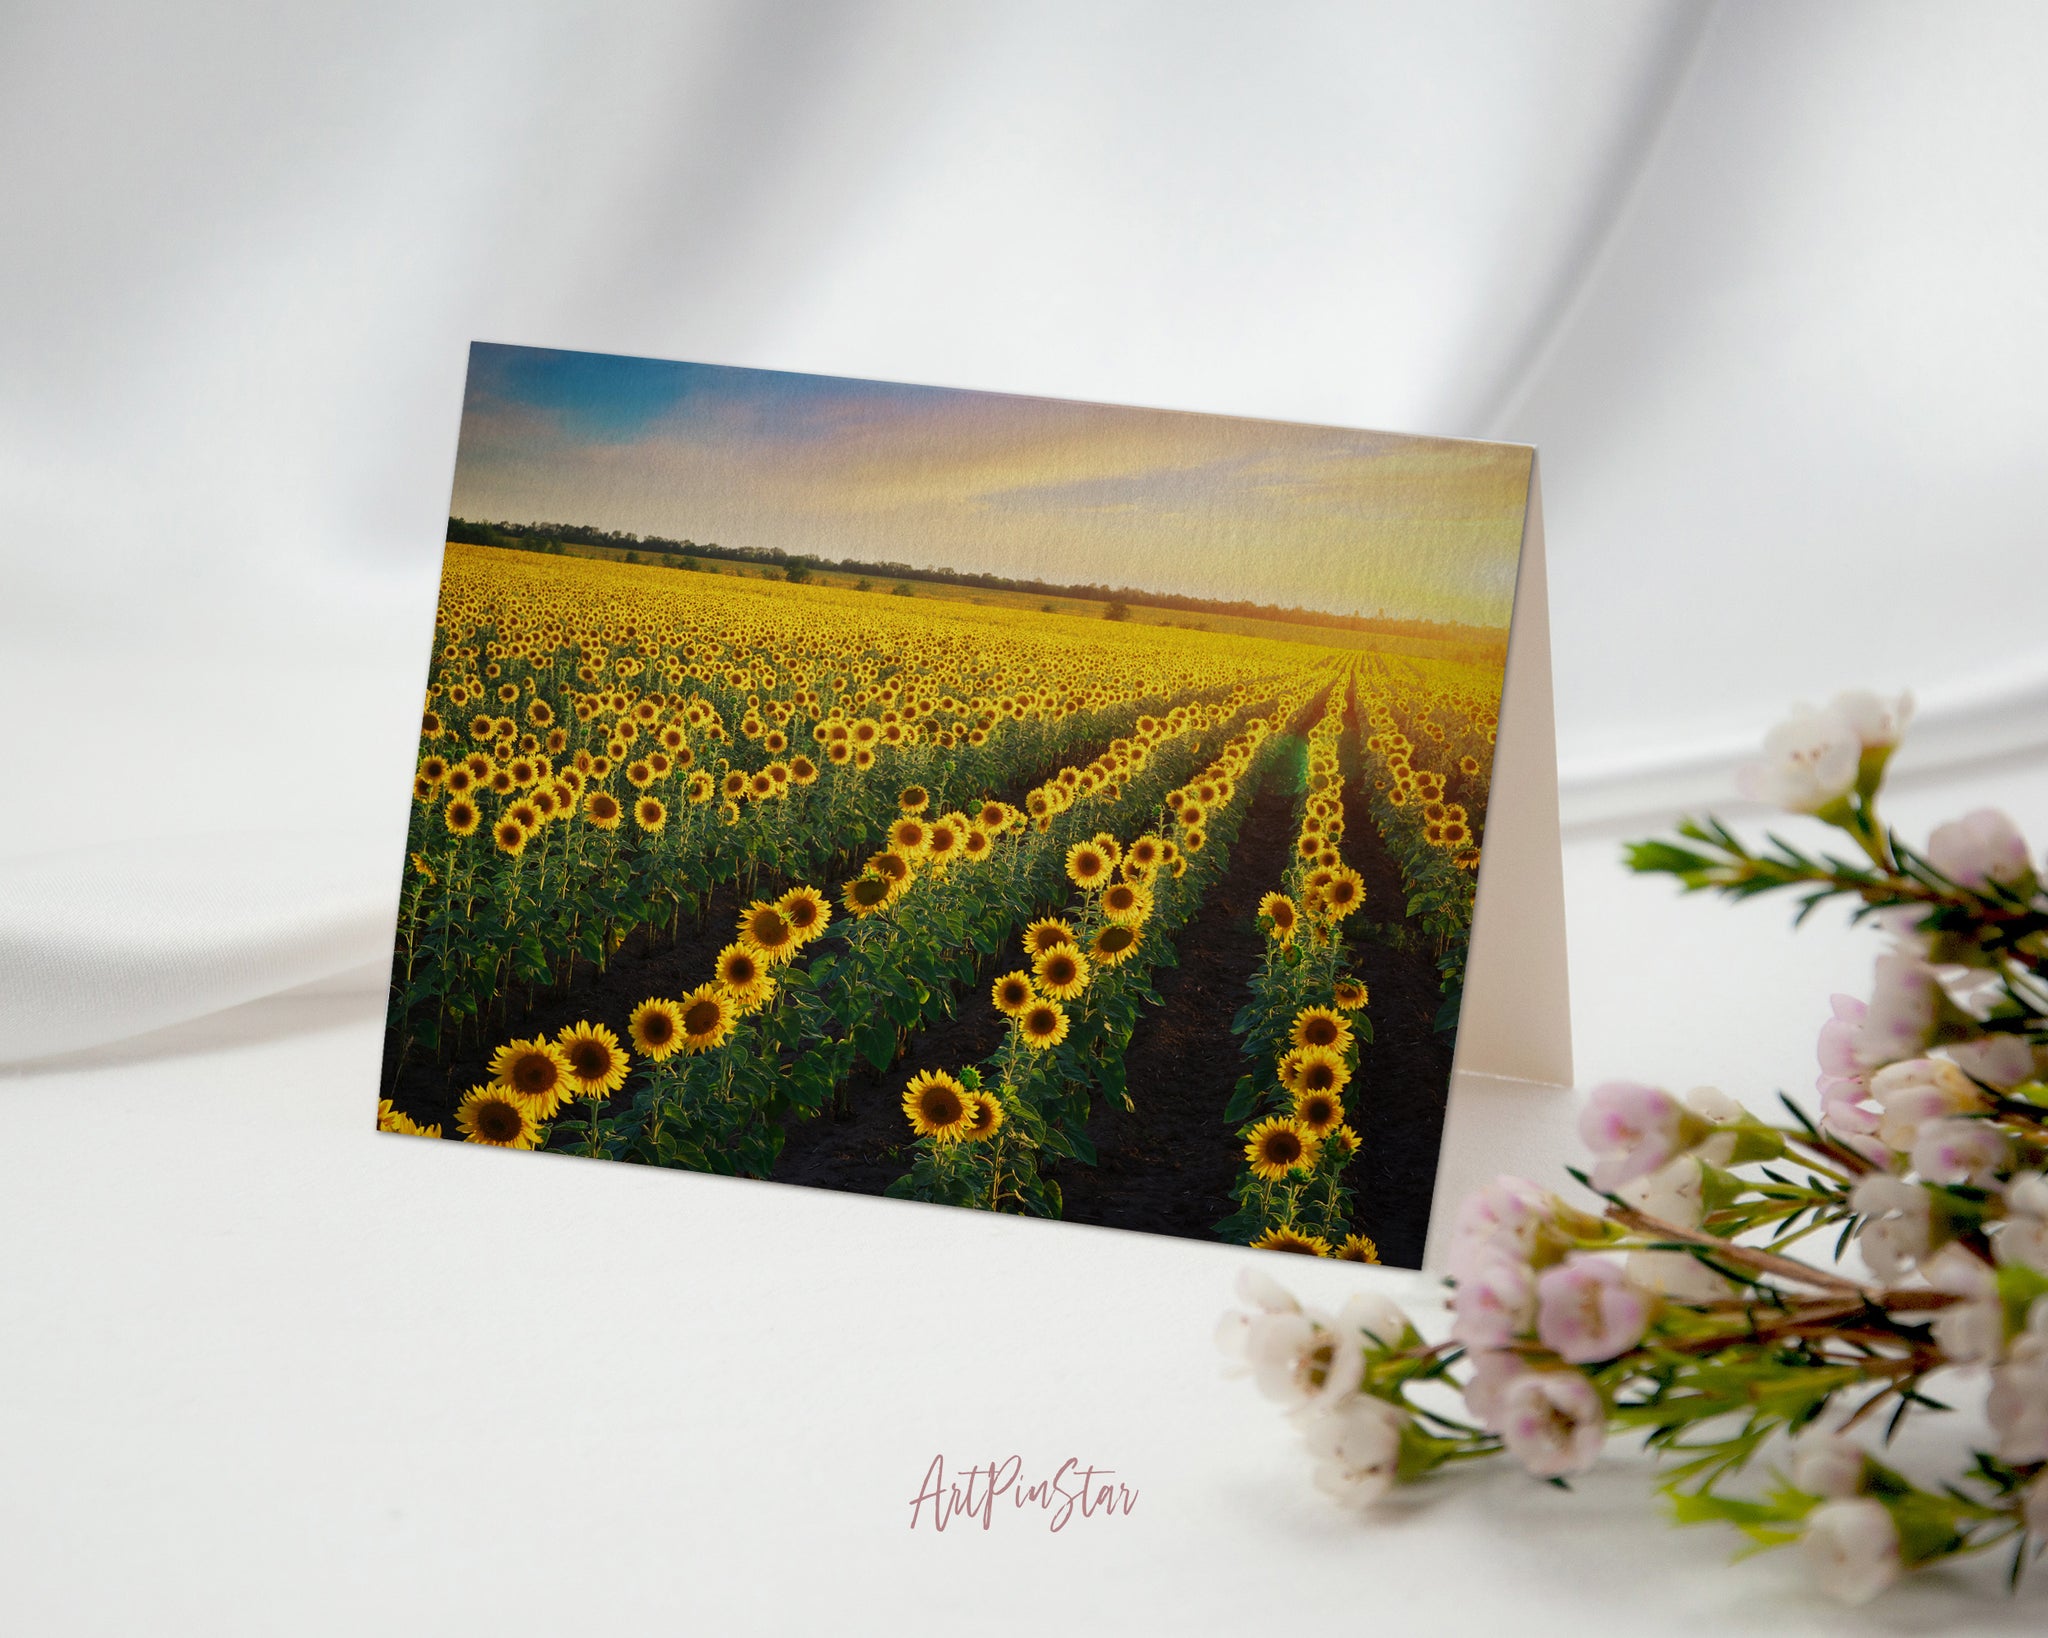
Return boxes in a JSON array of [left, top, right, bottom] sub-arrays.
[[1578, 1082, 1690, 1192], [1789, 1431, 1866, 1500], [1216, 1266, 1304, 1373], [1802, 1498, 1902, 1606], [1815, 996, 1885, 1147], [1869, 1057, 1985, 1152], [1535, 1255, 1654, 1363], [1497, 1371, 1606, 1479], [1855, 958, 1943, 1072], [1851, 1175, 1935, 1282], [1445, 1176, 1553, 1282], [1451, 1252, 1536, 1351], [1911, 1117, 2009, 1187], [1735, 704, 1862, 813], [1301, 1395, 1407, 1508], [1945, 1033, 2038, 1090], [1462, 1350, 1530, 1432], [1925, 807, 2032, 891]]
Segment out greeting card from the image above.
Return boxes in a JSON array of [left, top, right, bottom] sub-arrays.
[[377, 345, 1568, 1268]]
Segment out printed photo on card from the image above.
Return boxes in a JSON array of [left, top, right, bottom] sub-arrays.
[[377, 343, 1543, 1267]]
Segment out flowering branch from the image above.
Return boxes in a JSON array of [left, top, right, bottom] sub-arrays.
[[1223, 690, 2048, 1605]]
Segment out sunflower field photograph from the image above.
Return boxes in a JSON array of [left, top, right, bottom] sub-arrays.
[[376, 343, 1533, 1267]]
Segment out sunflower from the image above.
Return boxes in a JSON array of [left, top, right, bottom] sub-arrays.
[[960, 1090, 1005, 1140], [1124, 834, 1162, 875], [737, 900, 800, 963], [990, 970, 1036, 1016], [1016, 997, 1070, 1051], [1291, 1006, 1352, 1053], [456, 1085, 539, 1149], [1182, 828, 1207, 854], [1098, 880, 1152, 926], [585, 789, 622, 829], [887, 816, 929, 855], [444, 795, 482, 836], [898, 784, 930, 815], [1065, 841, 1111, 891], [1032, 944, 1090, 1000], [1023, 917, 1076, 956], [789, 755, 819, 785], [677, 983, 737, 1053], [1243, 1116, 1318, 1180], [1259, 892, 1298, 941], [977, 800, 1008, 831], [1329, 1124, 1361, 1159], [1332, 978, 1369, 1012], [842, 872, 896, 916], [1335, 1234, 1381, 1265], [925, 817, 962, 865], [492, 817, 529, 856], [777, 884, 831, 943], [901, 1069, 972, 1141], [1323, 869, 1365, 918], [1453, 847, 1483, 872], [487, 1036, 573, 1118], [444, 765, 476, 797], [1293, 1087, 1345, 1137], [1089, 922, 1140, 967], [376, 1098, 441, 1139], [556, 1020, 631, 1096], [633, 795, 667, 833], [1292, 1046, 1350, 1097], [960, 826, 993, 862], [506, 799, 541, 832], [628, 996, 685, 1061], [1249, 1225, 1333, 1256], [1089, 833, 1123, 869], [713, 942, 772, 1001]]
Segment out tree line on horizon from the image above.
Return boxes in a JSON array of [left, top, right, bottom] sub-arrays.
[[444, 515, 1501, 643]]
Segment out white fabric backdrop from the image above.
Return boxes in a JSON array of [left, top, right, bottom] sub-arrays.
[[4, 3, 2047, 1631]]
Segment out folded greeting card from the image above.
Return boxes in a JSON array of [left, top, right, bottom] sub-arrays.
[[377, 344, 1568, 1268]]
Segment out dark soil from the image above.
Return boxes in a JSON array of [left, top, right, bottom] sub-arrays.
[[1048, 772, 1300, 1240], [1332, 685, 1456, 1270]]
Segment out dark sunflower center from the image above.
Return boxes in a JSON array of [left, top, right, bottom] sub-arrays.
[[1263, 1132, 1304, 1166], [854, 878, 889, 906], [511, 1054, 557, 1094], [726, 956, 758, 985], [1303, 1062, 1338, 1093], [750, 911, 791, 947], [919, 1089, 964, 1125], [683, 1000, 721, 1035], [568, 1041, 608, 1078], [643, 1012, 675, 1044], [478, 1101, 522, 1141], [1098, 926, 1135, 953], [1302, 1019, 1338, 1047]]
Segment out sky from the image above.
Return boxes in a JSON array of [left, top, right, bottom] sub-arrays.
[[447, 344, 1533, 627]]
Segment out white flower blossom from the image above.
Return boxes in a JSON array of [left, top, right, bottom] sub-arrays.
[[1735, 704, 1862, 814], [1924, 1245, 2004, 1367], [1869, 1056, 1984, 1150], [1246, 1310, 1364, 1416], [1334, 1291, 1409, 1350], [1851, 1174, 1935, 1281], [1216, 1266, 1304, 1372], [1802, 1498, 1902, 1606], [1925, 807, 2032, 891], [1986, 1305, 2048, 1465], [1445, 1176, 1553, 1282], [1301, 1395, 1407, 1508], [1788, 1430, 1866, 1499], [1829, 689, 1914, 752], [1996, 1173, 2048, 1273], [1620, 1156, 1736, 1302], [1450, 1251, 1536, 1351], [1497, 1371, 1606, 1479], [1461, 1349, 1528, 1433]]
